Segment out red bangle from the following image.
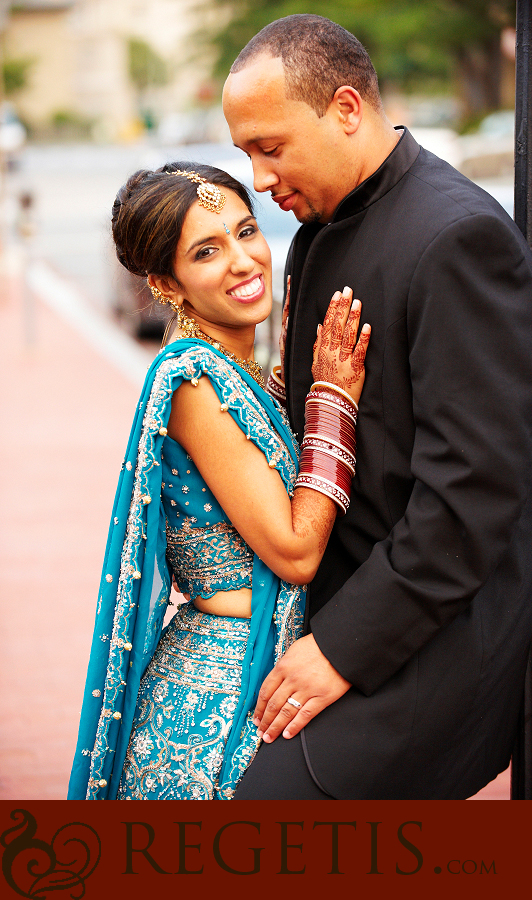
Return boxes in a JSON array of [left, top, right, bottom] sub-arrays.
[[295, 473, 351, 514], [301, 439, 356, 474], [299, 451, 352, 495], [310, 381, 359, 411], [266, 366, 287, 408], [305, 395, 357, 425], [295, 387, 358, 514], [305, 414, 356, 447]]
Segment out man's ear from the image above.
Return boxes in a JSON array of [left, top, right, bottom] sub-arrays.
[[331, 85, 363, 134], [147, 273, 184, 306]]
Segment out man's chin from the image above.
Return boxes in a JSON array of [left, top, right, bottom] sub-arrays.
[[294, 202, 323, 225]]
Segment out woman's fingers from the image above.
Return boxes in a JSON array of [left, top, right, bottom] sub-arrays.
[[284, 275, 291, 320], [340, 299, 362, 359], [320, 290, 351, 349], [312, 323, 323, 366], [350, 323, 371, 382], [279, 276, 291, 381]]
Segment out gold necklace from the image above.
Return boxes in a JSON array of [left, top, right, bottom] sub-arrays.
[[176, 306, 265, 388]]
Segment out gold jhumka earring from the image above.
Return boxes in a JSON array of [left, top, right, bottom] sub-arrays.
[[148, 283, 179, 310]]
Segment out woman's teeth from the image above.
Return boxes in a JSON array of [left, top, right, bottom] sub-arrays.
[[230, 276, 261, 298]]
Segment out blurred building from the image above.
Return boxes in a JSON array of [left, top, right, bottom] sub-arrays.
[[3, 0, 221, 140]]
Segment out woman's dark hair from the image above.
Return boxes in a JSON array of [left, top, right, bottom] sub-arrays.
[[111, 161, 254, 280]]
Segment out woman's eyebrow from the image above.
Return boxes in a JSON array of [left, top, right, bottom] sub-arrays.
[[186, 216, 256, 255], [186, 233, 216, 254]]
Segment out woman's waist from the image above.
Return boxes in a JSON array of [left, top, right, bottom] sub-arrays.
[[193, 587, 252, 619]]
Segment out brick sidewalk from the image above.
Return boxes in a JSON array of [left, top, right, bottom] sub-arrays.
[[0, 251, 146, 799], [0, 249, 511, 800]]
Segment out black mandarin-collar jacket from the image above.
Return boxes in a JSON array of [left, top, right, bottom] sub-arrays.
[[283, 128, 532, 798]]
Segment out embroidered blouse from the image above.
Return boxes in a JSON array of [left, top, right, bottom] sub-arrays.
[[161, 438, 254, 599]]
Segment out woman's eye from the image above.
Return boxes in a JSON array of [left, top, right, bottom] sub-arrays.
[[263, 146, 279, 156], [195, 246, 216, 260], [238, 225, 257, 239]]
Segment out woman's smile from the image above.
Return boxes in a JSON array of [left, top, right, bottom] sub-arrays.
[[228, 273, 265, 302]]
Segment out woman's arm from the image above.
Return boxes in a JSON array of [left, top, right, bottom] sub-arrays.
[[167, 288, 370, 584]]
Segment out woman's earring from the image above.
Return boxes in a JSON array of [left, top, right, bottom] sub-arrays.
[[149, 283, 164, 302], [148, 281, 179, 311]]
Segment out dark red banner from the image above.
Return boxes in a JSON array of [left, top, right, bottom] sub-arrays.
[[1, 800, 529, 898]]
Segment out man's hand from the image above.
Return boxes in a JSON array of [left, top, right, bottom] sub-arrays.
[[253, 634, 351, 742]]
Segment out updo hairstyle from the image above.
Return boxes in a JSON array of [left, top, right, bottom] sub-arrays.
[[111, 162, 254, 282]]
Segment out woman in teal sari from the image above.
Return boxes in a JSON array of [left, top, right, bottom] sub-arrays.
[[68, 162, 370, 800]]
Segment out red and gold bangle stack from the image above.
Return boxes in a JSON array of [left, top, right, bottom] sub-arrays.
[[266, 365, 287, 408], [295, 381, 357, 515]]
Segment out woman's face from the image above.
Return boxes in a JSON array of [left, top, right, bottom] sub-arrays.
[[172, 188, 272, 336]]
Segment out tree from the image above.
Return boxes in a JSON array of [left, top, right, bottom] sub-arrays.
[[127, 37, 169, 128], [200, 0, 516, 124], [2, 56, 33, 96], [127, 37, 169, 93]]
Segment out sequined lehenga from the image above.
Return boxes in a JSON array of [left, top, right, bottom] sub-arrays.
[[68, 339, 304, 800]]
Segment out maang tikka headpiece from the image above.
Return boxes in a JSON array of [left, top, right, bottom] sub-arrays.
[[170, 168, 226, 213]]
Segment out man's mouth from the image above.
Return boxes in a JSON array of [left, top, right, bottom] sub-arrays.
[[272, 192, 297, 212]]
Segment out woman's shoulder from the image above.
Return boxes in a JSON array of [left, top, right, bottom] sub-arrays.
[[155, 340, 243, 381], [160, 341, 298, 490], [155, 341, 263, 409]]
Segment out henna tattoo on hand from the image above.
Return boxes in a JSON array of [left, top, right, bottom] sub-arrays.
[[311, 289, 370, 404], [320, 293, 351, 354], [349, 327, 370, 384], [279, 276, 291, 382], [339, 306, 361, 362]]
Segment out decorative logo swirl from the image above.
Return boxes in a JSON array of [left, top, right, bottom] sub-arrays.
[[1, 809, 101, 898]]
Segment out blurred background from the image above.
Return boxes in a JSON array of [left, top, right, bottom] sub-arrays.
[[0, 0, 517, 800]]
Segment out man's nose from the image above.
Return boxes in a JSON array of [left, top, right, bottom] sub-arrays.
[[252, 159, 279, 194]]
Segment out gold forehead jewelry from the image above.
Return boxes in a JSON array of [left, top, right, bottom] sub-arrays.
[[170, 169, 226, 214]]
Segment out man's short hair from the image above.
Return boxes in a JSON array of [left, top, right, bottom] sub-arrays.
[[230, 14, 382, 117]]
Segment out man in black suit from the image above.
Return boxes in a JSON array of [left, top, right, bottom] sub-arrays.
[[222, 14, 532, 798]]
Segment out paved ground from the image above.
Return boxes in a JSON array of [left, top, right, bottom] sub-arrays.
[[0, 245, 149, 799], [0, 241, 511, 801]]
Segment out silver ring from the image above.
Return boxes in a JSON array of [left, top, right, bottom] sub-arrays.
[[286, 696, 301, 709]]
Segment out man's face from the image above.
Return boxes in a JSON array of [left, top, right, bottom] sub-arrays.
[[223, 56, 352, 224]]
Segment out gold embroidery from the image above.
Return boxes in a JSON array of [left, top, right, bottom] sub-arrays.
[[166, 519, 253, 600]]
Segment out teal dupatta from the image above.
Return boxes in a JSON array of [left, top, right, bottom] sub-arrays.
[[68, 339, 303, 800]]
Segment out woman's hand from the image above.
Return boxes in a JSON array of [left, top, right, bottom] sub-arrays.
[[279, 276, 290, 383], [312, 286, 371, 406]]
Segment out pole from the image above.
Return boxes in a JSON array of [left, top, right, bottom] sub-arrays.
[[514, 0, 532, 242], [511, 0, 532, 800]]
